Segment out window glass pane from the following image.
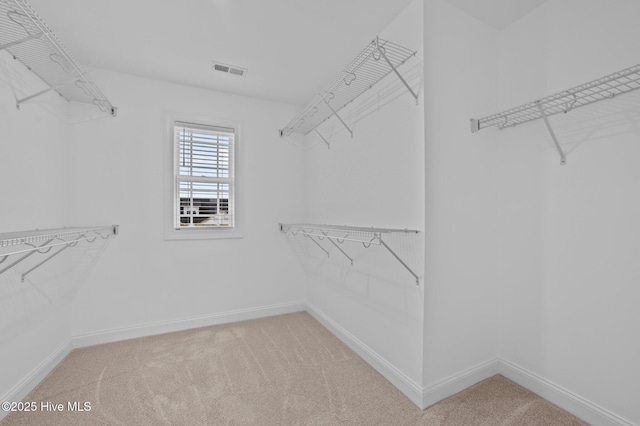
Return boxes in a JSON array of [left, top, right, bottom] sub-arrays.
[[174, 122, 234, 229]]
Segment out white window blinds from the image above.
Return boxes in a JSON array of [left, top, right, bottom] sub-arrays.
[[174, 121, 235, 229]]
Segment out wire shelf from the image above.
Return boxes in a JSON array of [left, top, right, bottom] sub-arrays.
[[0, 0, 117, 115], [280, 223, 418, 244], [0, 226, 118, 281], [279, 37, 418, 139], [471, 64, 640, 133], [0, 226, 117, 251], [279, 223, 420, 284]]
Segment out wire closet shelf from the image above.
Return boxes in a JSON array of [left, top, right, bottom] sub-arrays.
[[470, 64, 640, 165], [0, 0, 117, 115], [0, 225, 118, 282], [279, 37, 418, 146], [279, 223, 420, 285]]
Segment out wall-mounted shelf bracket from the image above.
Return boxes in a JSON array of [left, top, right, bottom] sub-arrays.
[[324, 97, 353, 138], [0, 238, 53, 276], [375, 36, 419, 105], [536, 101, 566, 165], [0, 32, 42, 51], [20, 235, 83, 282], [280, 223, 420, 285], [378, 238, 419, 284], [303, 233, 329, 258], [15, 78, 76, 109], [314, 129, 330, 149], [322, 231, 353, 265]]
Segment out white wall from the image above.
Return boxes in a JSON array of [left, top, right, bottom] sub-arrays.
[[0, 52, 72, 403], [426, 0, 640, 422], [301, 0, 425, 396], [496, 1, 640, 423], [67, 68, 308, 337], [422, 0, 501, 392]]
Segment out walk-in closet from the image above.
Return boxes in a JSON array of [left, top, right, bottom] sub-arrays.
[[1, 0, 638, 425]]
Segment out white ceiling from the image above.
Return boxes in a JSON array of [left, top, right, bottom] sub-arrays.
[[26, 0, 547, 106], [28, 0, 414, 106], [444, 0, 548, 30]]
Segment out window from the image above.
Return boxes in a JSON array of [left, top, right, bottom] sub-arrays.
[[173, 121, 235, 231]]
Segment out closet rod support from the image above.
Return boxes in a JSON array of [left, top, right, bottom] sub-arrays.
[[324, 99, 353, 137], [314, 129, 330, 149], [375, 36, 419, 105], [379, 237, 419, 285], [535, 101, 567, 165], [304, 234, 330, 258]]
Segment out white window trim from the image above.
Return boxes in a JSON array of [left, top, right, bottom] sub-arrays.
[[164, 111, 243, 240]]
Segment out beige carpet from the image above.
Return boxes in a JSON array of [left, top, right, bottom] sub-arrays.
[[1, 312, 586, 425]]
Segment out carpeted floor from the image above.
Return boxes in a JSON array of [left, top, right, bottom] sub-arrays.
[[1, 312, 586, 425]]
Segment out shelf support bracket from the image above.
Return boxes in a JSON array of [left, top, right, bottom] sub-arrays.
[[0, 239, 53, 276], [21, 238, 79, 283], [314, 129, 330, 149], [379, 237, 419, 285], [323, 234, 354, 265], [0, 33, 43, 51], [16, 79, 78, 110], [304, 234, 330, 258], [536, 101, 567, 166], [323, 99, 353, 138], [375, 37, 419, 105]]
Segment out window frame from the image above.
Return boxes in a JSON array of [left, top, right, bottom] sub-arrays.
[[164, 112, 243, 240]]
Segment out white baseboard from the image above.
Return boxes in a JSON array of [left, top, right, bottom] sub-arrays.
[[302, 306, 637, 426], [421, 358, 500, 409], [498, 359, 637, 426], [73, 300, 306, 348], [0, 339, 73, 421], [305, 302, 425, 408]]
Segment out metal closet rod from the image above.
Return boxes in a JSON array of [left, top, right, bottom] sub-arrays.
[[0, 225, 119, 281], [279, 223, 420, 285], [470, 64, 640, 165], [0, 0, 117, 115]]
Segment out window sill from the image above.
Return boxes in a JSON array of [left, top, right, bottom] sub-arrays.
[[164, 227, 243, 241]]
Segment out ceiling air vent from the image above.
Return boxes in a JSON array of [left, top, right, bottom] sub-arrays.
[[212, 61, 247, 78]]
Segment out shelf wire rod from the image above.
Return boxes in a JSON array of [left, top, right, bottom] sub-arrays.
[[15, 77, 78, 109], [323, 98, 353, 137], [0, 238, 53, 275], [20, 236, 83, 282], [314, 128, 330, 149], [303, 233, 330, 258], [322, 232, 354, 265], [536, 101, 567, 165], [375, 37, 419, 105], [379, 237, 420, 285]]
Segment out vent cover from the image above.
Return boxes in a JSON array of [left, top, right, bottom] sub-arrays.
[[212, 61, 247, 77]]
